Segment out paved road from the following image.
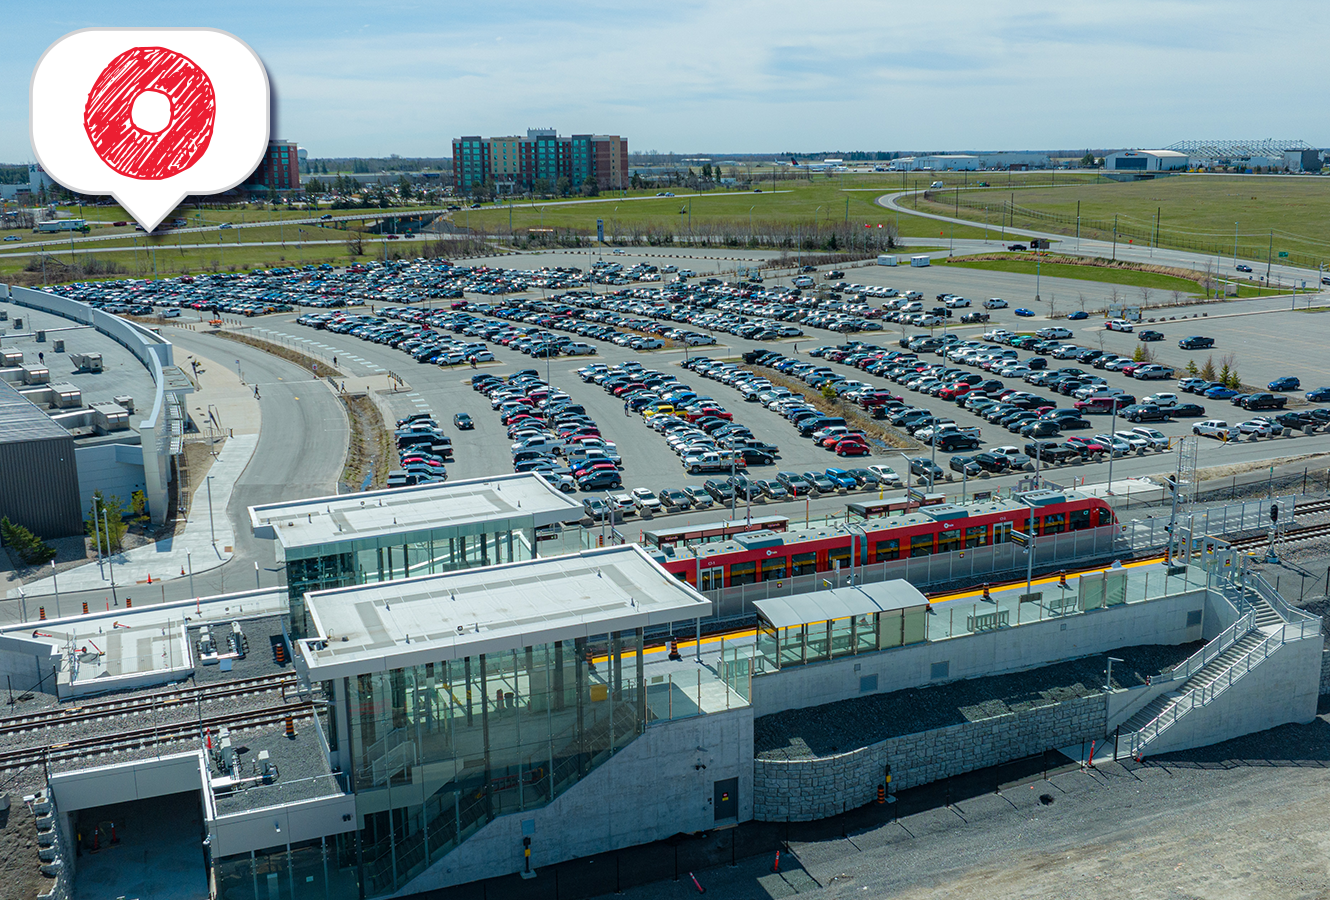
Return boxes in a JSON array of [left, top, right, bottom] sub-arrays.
[[2, 329, 348, 621], [877, 189, 1320, 287]]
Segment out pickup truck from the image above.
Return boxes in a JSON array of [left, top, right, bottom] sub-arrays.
[[1024, 440, 1080, 463], [1193, 420, 1235, 440], [1121, 404, 1169, 422], [960, 311, 990, 324], [684, 452, 745, 474], [1241, 393, 1287, 411]]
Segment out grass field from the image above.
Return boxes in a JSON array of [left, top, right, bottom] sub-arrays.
[[911, 174, 1330, 270], [940, 256, 1205, 293]]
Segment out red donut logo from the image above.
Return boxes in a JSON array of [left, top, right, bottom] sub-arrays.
[[83, 46, 216, 181]]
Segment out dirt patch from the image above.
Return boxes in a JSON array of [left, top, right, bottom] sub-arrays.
[[207, 329, 343, 379], [340, 393, 393, 492], [0, 799, 52, 900]]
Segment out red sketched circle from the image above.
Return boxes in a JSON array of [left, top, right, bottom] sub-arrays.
[[83, 46, 216, 181]]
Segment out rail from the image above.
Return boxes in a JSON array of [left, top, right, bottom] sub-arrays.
[[1160, 608, 1255, 685], [1251, 578, 1323, 635]]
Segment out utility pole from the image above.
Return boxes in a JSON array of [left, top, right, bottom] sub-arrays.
[[1112, 214, 1118, 261], [1076, 200, 1080, 251], [1266, 230, 1274, 284]]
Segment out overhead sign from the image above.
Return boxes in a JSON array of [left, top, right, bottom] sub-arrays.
[[1009, 529, 1030, 547]]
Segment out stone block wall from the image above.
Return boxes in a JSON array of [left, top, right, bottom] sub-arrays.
[[1320, 649, 1330, 695], [752, 694, 1106, 822]]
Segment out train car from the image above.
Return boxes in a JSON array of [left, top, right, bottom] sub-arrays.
[[659, 490, 1116, 591]]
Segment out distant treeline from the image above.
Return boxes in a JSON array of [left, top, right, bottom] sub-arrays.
[[302, 157, 451, 175], [0, 165, 28, 184]]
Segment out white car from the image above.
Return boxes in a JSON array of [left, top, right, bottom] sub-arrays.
[[1142, 393, 1180, 408], [1112, 431, 1149, 450], [630, 487, 663, 512], [1104, 319, 1135, 332], [867, 464, 903, 486], [1130, 427, 1169, 450], [1237, 419, 1275, 437], [944, 296, 971, 308], [1036, 326, 1073, 339], [984, 298, 1008, 309], [1092, 434, 1133, 457], [1193, 420, 1234, 440]]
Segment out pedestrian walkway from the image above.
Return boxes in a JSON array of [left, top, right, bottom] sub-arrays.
[[169, 335, 262, 437], [7, 433, 259, 598]]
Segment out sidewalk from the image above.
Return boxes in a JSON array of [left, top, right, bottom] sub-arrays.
[[170, 334, 263, 437], [8, 432, 259, 597]]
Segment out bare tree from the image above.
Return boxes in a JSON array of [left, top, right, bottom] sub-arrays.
[[1139, 285, 1153, 308], [345, 231, 364, 256], [1170, 289, 1183, 306], [1078, 291, 1088, 313]]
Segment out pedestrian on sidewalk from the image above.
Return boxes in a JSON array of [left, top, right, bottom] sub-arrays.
[[333, 355, 338, 367], [253, 385, 261, 399]]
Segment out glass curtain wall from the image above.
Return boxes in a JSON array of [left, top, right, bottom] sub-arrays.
[[345, 630, 647, 897]]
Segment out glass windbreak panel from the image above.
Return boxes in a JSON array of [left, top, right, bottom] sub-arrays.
[[854, 613, 876, 654], [792, 552, 817, 575], [728, 561, 757, 586], [937, 529, 961, 554], [757, 620, 779, 669], [805, 622, 830, 662], [879, 610, 903, 648], [760, 557, 787, 581], [902, 607, 927, 644], [874, 539, 900, 561], [965, 525, 988, 548], [830, 617, 854, 657], [778, 626, 805, 667], [910, 533, 935, 557]]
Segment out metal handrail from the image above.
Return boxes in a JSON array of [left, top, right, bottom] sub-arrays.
[[1163, 608, 1254, 684], [1129, 624, 1289, 757]]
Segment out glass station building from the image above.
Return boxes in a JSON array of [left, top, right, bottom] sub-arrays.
[[272, 544, 719, 898], [248, 475, 586, 636]]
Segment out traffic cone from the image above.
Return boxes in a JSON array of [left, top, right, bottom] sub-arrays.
[[285, 716, 296, 738], [39, 607, 45, 621], [181, 566, 186, 576], [982, 583, 990, 602], [125, 598, 132, 608], [111, 822, 119, 844], [82, 602, 89, 615], [147, 574, 152, 584], [668, 638, 682, 661], [877, 784, 886, 804], [1059, 570, 1068, 588]]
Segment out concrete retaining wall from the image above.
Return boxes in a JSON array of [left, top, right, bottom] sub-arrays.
[[1320, 648, 1330, 695], [752, 693, 1106, 822]]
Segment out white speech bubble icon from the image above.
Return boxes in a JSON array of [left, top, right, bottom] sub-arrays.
[[31, 28, 269, 232]]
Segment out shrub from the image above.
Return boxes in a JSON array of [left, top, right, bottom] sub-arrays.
[[0, 517, 56, 565], [86, 491, 128, 554]]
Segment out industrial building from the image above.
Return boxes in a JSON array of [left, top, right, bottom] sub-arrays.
[[451, 129, 629, 193], [1103, 149, 1190, 172], [1165, 139, 1321, 172], [0, 379, 82, 537]]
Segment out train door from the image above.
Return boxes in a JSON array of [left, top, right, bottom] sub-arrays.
[[993, 521, 1012, 544], [700, 567, 724, 591]]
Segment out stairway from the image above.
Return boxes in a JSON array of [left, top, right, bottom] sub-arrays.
[[1116, 593, 1286, 759]]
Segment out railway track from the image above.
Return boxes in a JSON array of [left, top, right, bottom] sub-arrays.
[[0, 672, 299, 737], [0, 701, 314, 771], [1229, 521, 1330, 552]]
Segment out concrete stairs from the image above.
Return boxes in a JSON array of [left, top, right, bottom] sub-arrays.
[[1116, 593, 1286, 759]]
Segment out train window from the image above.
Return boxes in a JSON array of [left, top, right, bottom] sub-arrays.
[[827, 546, 851, 570], [1096, 507, 1114, 526], [728, 561, 757, 586], [965, 525, 988, 548], [1043, 513, 1067, 535], [873, 539, 900, 561], [909, 533, 934, 557], [760, 557, 787, 581], [1069, 508, 1091, 531], [937, 529, 961, 554], [791, 552, 817, 575]]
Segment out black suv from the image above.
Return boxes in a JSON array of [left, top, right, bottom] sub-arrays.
[[973, 452, 1010, 473]]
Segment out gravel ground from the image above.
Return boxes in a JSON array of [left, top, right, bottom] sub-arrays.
[[0, 800, 51, 900], [755, 643, 1201, 760]]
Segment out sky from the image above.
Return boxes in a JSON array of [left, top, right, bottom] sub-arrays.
[[4, 0, 1328, 162]]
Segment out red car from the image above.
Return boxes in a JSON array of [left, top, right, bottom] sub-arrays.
[[835, 438, 871, 457], [937, 383, 973, 401], [1064, 436, 1108, 456]]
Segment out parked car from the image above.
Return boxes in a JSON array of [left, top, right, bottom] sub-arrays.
[[1137, 330, 1164, 342], [1014, 308, 1035, 317], [1179, 336, 1215, 350], [1067, 310, 1089, 320], [1268, 376, 1301, 391], [1306, 387, 1330, 402], [949, 455, 982, 477]]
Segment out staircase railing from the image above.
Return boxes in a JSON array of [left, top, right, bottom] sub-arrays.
[[1158, 608, 1254, 685], [1127, 622, 1301, 758]]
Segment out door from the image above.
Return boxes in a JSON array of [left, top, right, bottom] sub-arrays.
[[700, 567, 724, 591], [714, 777, 738, 822]]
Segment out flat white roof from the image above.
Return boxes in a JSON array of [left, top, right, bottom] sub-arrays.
[[755, 580, 928, 629], [249, 473, 585, 556], [298, 545, 712, 679]]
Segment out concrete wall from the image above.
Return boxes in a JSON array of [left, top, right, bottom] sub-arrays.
[[1320, 649, 1330, 695], [210, 794, 357, 858], [392, 707, 754, 896], [74, 443, 145, 513], [752, 694, 1105, 822], [0, 632, 60, 695], [1144, 633, 1322, 757], [49, 751, 203, 811], [751, 589, 1209, 718]]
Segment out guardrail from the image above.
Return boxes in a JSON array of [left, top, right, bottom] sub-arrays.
[[1160, 608, 1255, 685]]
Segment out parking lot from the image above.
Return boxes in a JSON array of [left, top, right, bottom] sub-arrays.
[[49, 249, 1330, 527]]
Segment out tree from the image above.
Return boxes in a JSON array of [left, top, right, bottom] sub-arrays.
[[533, 177, 551, 197], [1225, 367, 1242, 390], [86, 492, 127, 554], [555, 176, 572, 197], [630, 172, 643, 190], [1080, 152, 1095, 168], [0, 517, 56, 565], [580, 176, 599, 197], [1185, 359, 1199, 376], [346, 231, 364, 256], [701, 163, 712, 181], [1200, 355, 1216, 381], [397, 175, 413, 200]]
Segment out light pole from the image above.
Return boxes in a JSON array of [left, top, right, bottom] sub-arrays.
[[50, 560, 61, 619], [1021, 495, 1037, 598], [103, 506, 117, 605], [1106, 656, 1123, 690], [1035, 259, 1041, 304], [206, 475, 216, 544], [187, 550, 195, 597], [1106, 397, 1120, 493], [1234, 221, 1238, 267]]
